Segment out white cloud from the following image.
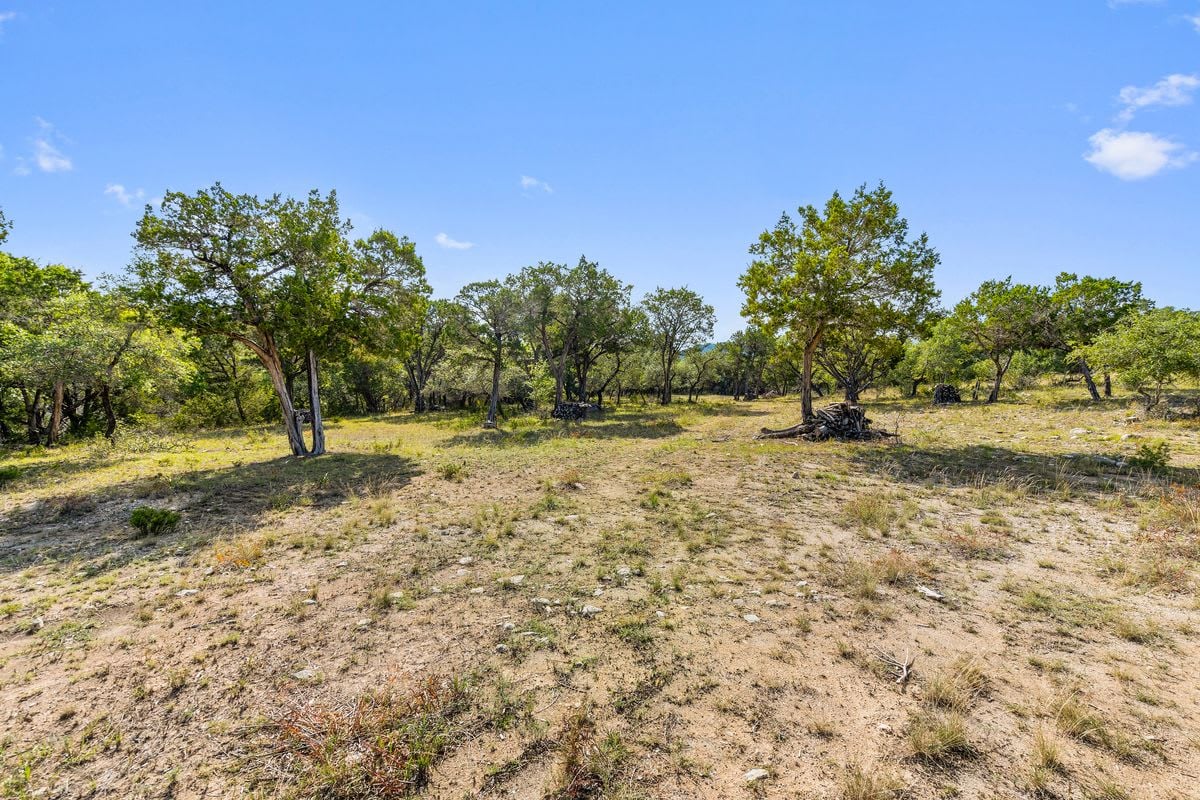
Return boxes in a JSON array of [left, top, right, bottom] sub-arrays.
[[105, 183, 145, 206], [1188, 13, 1200, 32], [435, 232, 474, 250], [1084, 128, 1197, 179], [33, 138, 71, 172], [519, 175, 553, 193], [1107, 0, 1163, 7], [0, 11, 15, 33], [1117, 73, 1200, 121], [13, 159, 30, 176]]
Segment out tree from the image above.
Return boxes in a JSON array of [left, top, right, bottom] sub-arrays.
[[641, 287, 715, 404], [0, 206, 10, 245], [561, 257, 634, 403], [680, 344, 727, 402], [814, 307, 907, 403], [454, 281, 522, 427], [133, 184, 422, 456], [948, 279, 1054, 403], [739, 183, 939, 420], [1081, 308, 1200, 412], [1051, 273, 1149, 400], [404, 299, 455, 412]]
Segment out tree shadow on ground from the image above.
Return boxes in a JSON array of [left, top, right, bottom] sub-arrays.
[[0, 452, 417, 576], [849, 441, 1197, 496], [444, 414, 686, 448]]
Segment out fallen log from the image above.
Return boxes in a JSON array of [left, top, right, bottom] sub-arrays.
[[755, 402, 895, 441]]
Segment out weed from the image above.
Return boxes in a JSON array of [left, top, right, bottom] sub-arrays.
[[907, 711, 973, 762], [129, 506, 181, 536]]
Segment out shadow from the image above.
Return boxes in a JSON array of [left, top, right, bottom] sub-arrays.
[[849, 442, 1200, 496], [0, 452, 418, 576], [443, 409, 687, 448]]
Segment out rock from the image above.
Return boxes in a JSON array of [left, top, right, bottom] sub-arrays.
[[501, 622, 516, 631], [175, 589, 198, 598], [592, 588, 604, 597], [877, 723, 893, 734], [743, 614, 760, 623], [495, 644, 509, 654], [292, 667, 320, 681], [336, 561, 348, 567], [303, 599, 317, 606], [458, 556, 474, 565], [355, 618, 371, 628], [430, 586, 443, 594], [655, 611, 667, 619], [744, 768, 769, 783], [500, 575, 525, 587], [532, 597, 553, 607], [469, 587, 485, 595], [1070, 428, 1088, 435], [616, 566, 632, 577], [580, 605, 602, 617], [916, 585, 944, 601]]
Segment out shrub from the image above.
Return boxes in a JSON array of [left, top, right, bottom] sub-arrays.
[[129, 506, 181, 536], [0, 465, 22, 485], [1128, 440, 1170, 471]]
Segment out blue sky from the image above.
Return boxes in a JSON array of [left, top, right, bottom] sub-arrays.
[[1, 1, 1198, 337]]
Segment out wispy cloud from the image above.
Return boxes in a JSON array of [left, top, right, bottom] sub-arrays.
[[1117, 73, 1200, 121], [1187, 12, 1200, 32], [519, 175, 553, 194], [0, 11, 16, 33], [104, 183, 145, 206], [1084, 128, 1197, 179], [1107, 0, 1163, 7], [33, 138, 71, 172], [435, 232, 474, 250]]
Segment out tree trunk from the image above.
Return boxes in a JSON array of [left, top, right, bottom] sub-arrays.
[[1079, 358, 1101, 402], [307, 348, 325, 456], [259, 349, 308, 457], [800, 337, 818, 421], [843, 382, 860, 404], [908, 379, 921, 398], [23, 388, 41, 445], [101, 384, 118, 439], [48, 381, 64, 446], [485, 355, 501, 428], [230, 355, 247, 423], [987, 360, 1004, 403], [1104, 373, 1112, 397]]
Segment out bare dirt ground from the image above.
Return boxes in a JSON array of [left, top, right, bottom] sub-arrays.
[[2, 391, 1198, 800]]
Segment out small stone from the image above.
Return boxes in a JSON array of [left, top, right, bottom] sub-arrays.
[[732, 598, 746, 607], [176, 589, 198, 597], [655, 611, 666, 619], [430, 586, 443, 594], [564, 514, 580, 521], [501, 622, 516, 631], [335, 561, 348, 568], [580, 605, 602, 617], [469, 587, 485, 595], [592, 588, 604, 597], [877, 723, 893, 734], [458, 556, 474, 565], [616, 566, 632, 577], [500, 574, 526, 587], [495, 644, 509, 653], [744, 768, 769, 783], [743, 614, 760, 623], [292, 668, 320, 681], [532, 597, 552, 606], [356, 618, 371, 628]]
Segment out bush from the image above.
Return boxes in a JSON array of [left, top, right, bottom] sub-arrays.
[[1129, 440, 1170, 471], [129, 506, 181, 536], [0, 465, 22, 485]]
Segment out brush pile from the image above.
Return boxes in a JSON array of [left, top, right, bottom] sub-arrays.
[[755, 402, 894, 441], [932, 383, 961, 405], [551, 402, 595, 421]]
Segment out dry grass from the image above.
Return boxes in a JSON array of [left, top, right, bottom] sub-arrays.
[[0, 388, 1197, 798]]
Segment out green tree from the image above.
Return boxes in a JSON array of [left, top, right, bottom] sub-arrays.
[[454, 280, 523, 427], [1051, 273, 1149, 400], [133, 184, 422, 456], [1081, 308, 1200, 412], [0, 206, 10, 245], [948, 278, 1054, 403], [404, 299, 456, 412], [739, 183, 939, 420], [641, 287, 715, 404]]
